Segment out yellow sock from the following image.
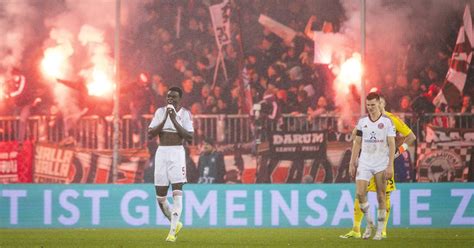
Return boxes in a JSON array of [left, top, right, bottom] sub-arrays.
[[384, 193, 391, 234], [353, 199, 363, 233]]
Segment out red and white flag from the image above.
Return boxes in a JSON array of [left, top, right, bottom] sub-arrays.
[[433, 5, 473, 107], [240, 67, 253, 114], [209, 0, 231, 48]]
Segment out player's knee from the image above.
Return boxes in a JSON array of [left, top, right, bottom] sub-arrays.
[[171, 183, 184, 192], [356, 191, 366, 201], [155, 186, 168, 197], [377, 195, 386, 206]]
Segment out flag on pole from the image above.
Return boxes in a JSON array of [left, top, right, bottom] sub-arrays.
[[239, 66, 253, 114], [433, 5, 473, 107], [209, 0, 231, 48], [258, 14, 297, 44]]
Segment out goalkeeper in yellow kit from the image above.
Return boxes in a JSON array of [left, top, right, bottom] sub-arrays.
[[340, 96, 416, 239]]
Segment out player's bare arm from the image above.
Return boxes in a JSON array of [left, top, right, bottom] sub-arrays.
[[349, 135, 362, 178], [148, 110, 168, 140], [304, 15, 317, 39], [386, 136, 395, 179], [397, 132, 416, 155]]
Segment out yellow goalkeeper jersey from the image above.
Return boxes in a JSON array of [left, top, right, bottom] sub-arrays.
[[367, 111, 413, 192]]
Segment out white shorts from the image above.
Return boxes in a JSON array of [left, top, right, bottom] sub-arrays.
[[356, 162, 387, 182], [154, 146, 187, 186]]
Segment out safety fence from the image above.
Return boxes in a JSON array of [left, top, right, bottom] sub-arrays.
[[0, 113, 472, 149]]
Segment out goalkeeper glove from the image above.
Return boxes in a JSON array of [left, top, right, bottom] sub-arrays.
[[395, 143, 408, 158]]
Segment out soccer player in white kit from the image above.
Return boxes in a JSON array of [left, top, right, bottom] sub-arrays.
[[349, 92, 396, 240], [148, 86, 194, 242]]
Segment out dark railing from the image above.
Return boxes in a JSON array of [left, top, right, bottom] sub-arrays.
[[0, 113, 472, 149]]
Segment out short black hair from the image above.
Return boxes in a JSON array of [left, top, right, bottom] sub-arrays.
[[197, 56, 209, 66], [169, 86, 183, 98], [366, 92, 380, 101]]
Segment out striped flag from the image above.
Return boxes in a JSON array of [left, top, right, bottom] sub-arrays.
[[433, 5, 473, 107], [239, 66, 253, 114]]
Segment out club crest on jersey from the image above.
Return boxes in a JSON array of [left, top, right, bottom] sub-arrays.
[[378, 123, 384, 129]]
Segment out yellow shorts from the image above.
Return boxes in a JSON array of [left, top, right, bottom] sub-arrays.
[[367, 175, 396, 192]]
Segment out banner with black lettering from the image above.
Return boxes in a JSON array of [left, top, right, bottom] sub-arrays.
[[425, 125, 474, 142], [269, 131, 327, 160], [34, 143, 147, 183], [0, 141, 33, 183], [209, 0, 231, 48], [416, 141, 473, 182]]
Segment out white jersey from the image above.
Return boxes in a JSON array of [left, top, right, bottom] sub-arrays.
[[148, 106, 194, 133], [356, 114, 396, 168]]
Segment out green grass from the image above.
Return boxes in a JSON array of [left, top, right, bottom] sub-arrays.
[[0, 228, 473, 248]]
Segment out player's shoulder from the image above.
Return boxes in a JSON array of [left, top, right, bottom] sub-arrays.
[[384, 111, 396, 119], [180, 107, 191, 114], [381, 114, 394, 124], [180, 107, 193, 117], [384, 111, 403, 123], [358, 114, 369, 122]]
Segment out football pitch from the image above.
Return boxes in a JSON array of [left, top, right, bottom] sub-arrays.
[[0, 228, 473, 247]]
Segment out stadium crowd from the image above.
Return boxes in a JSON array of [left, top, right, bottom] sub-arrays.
[[2, 0, 473, 130]]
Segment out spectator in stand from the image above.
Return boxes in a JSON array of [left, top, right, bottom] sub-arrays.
[[267, 62, 289, 89], [290, 90, 311, 115], [308, 96, 329, 119], [223, 45, 239, 81], [307, 96, 330, 130], [432, 104, 455, 128], [276, 89, 290, 114], [185, 146, 199, 184], [399, 96, 413, 113], [127, 72, 156, 145], [421, 66, 441, 87], [288, 66, 304, 89], [391, 76, 409, 111], [409, 77, 426, 100], [281, 46, 300, 66], [5, 68, 41, 143], [212, 85, 227, 103], [170, 57, 189, 86], [458, 95, 473, 128], [227, 86, 240, 114], [461, 95, 473, 113], [180, 78, 199, 108], [259, 33, 284, 67], [411, 84, 439, 114], [200, 83, 211, 104], [151, 75, 167, 105], [195, 57, 212, 85], [216, 99, 228, 114], [197, 138, 226, 184], [203, 95, 218, 114]]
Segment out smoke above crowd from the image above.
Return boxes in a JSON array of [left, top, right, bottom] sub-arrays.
[[313, 0, 468, 120], [0, 0, 469, 114]]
